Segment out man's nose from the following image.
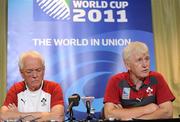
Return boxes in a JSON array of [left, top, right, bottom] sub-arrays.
[[142, 59, 148, 67], [31, 71, 38, 77]]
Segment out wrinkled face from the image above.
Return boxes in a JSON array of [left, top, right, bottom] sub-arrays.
[[125, 51, 150, 81], [20, 56, 45, 91]]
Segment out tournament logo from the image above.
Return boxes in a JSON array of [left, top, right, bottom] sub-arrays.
[[122, 87, 130, 99], [34, 0, 129, 22], [35, 0, 70, 20]]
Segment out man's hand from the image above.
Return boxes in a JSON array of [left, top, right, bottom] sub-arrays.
[[0, 111, 2, 121], [104, 102, 160, 120], [137, 101, 173, 119], [144, 103, 159, 114], [7, 103, 18, 112], [1, 104, 64, 121]]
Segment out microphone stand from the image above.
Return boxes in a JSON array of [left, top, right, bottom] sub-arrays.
[[69, 107, 75, 122], [86, 101, 92, 121], [66, 93, 80, 122], [66, 102, 76, 122], [81, 96, 95, 121]]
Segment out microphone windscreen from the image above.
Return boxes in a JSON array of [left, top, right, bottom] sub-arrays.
[[72, 93, 80, 101], [68, 93, 80, 106]]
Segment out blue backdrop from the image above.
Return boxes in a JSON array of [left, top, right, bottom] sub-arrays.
[[8, 0, 155, 119]]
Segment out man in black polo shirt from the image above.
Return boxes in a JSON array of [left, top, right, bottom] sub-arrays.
[[104, 41, 175, 120]]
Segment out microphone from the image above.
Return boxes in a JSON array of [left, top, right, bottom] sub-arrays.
[[81, 96, 94, 114], [66, 93, 80, 114], [86, 100, 91, 114]]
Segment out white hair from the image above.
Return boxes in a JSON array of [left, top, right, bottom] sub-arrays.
[[18, 50, 45, 69], [123, 41, 149, 63]]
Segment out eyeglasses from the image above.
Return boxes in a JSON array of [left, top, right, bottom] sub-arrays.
[[22, 67, 44, 76]]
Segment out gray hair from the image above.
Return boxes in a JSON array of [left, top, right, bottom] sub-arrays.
[[123, 41, 149, 63], [18, 50, 45, 69]]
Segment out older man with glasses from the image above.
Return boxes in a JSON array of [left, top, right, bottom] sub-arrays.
[[0, 51, 64, 121]]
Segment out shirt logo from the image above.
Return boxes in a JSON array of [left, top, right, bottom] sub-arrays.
[[146, 87, 153, 96], [21, 98, 26, 104], [41, 98, 47, 106], [122, 87, 130, 99]]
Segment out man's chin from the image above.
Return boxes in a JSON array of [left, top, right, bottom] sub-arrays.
[[30, 85, 41, 91], [141, 73, 149, 78], [30, 83, 41, 90]]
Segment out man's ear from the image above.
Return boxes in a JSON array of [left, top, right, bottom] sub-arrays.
[[19, 69, 25, 79], [124, 60, 131, 71]]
